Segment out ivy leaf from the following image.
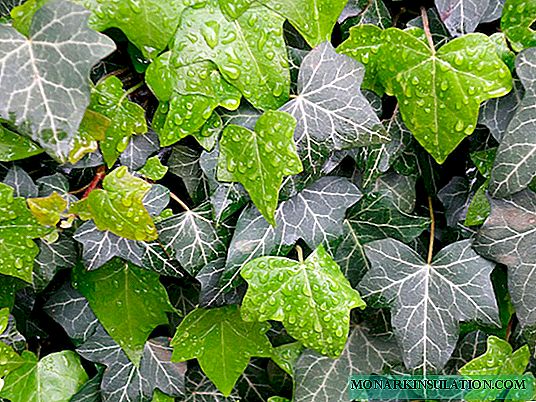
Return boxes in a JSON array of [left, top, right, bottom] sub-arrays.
[[435, 0, 490, 36], [71, 166, 158, 241], [0, 350, 88, 402], [73, 259, 174, 365], [260, 0, 347, 47], [360, 238, 499, 370], [474, 190, 536, 329], [33, 235, 77, 291], [221, 176, 360, 295], [89, 76, 147, 167], [182, 366, 241, 401], [334, 193, 430, 286], [27, 192, 67, 226], [138, 156, 168, 181], [146, 57, 241, 147], [378, 28, 512, 163], [0, 333, 24, 378], [80, 0, 185, 59], [171, 305, 272, 396], [157, 202, 230, 276], [171, 0, 289, 110], [168, 145, 210, 205], [501, 0, 536, 51], [69, 109, 110, 164], [438, 176, 473, 227], [374, 172, 417, 213], [241, 245, 365, 357], [0, 183, 50, 282], [0, 1, 115, 162], [218, 110, 302, 224], [294, 326, 399, 402], [120, 131, 160, 171], [281, 42, 388, 191], [489, 49, 536, 197], [0, 126, 43, 162], [339, 0, 392, 32], [3, 166, 38, 198], [338, 24, 385, 94]]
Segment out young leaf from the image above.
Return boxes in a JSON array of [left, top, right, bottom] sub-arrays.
[[360, 238, 499, 370], [294, 327, 399, 402], [0, 183, 50, 282], [281, 42, 388, 190], [157, 202, 229, 276], [0, 350, 88, 402], [73, 259, 174, 365], [218, 110, 302, 224], [490, 49, 536, 197], [146, 57, 241, 147], [501, 0, 536, 51], [0, 1, 115, 162], [378, 28, 512, 163], [89, 76, 147, 167], [474, 190, 536, 329], [170, 0, 289, 110], [260, 0, 347, 47], [27, 192, 67, 226], [0, 126, 43, 161], [171, 305, 272, 396], [138, 156, 168, 181], [241, 245, 366, 357], [71, 166, 158, 241]]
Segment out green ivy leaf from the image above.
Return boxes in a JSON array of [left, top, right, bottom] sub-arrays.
[[260, 0, 347, 47], [87, 76, 148, 167], [71, 166, 158, 241], [69, 109, 110, 164], [0, 126, 43, 161], [146, 57, 241, 147], [501, 0, 536, 51], [378, 28, 512, 163], [27, 192, 67, 226], [464, 184, 491, 226], [73, 259, 174, 365], [271, 342, 304, 377], [170, 0, 289, 110], [0, 1, 115, 162], [0, 183, 50, 283], [241, 245, 365, 357], [171, 305, 272, 396], [0, 350, 88, 402], [218, 110, 302, 225], [490, 49, 536, 197], [338, 24, 384, 94], [360, 238, 499, 370], [138, 156, 168, 181]]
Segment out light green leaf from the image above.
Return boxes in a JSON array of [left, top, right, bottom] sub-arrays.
[[69, 109, 110, 164], [260, 0, 347, 47], [501, 0, 536, 52], [378, 28, 512, 163], [0, 126, 43, 161], [138, 156, 168, 181], [170, 0, 289, 110], [338, 24, 384, 94], [464, 183, 491, 226], [0, 351, 88, 402], [0, 1, 115, 162], [0, 307, 7, 333], [27, 192, 67, 227], [73, 259, 174, 365], [146, 57, 241, 147], [171, 305, 272, 396], [0, 183, 50, 282], [271, 342, 304, 377], [217, 110, 302, 225], [0, 341, 23, 377], [88, 76, 147, 167], [71, 166, 158, 241], [241, 245, 366, 358]]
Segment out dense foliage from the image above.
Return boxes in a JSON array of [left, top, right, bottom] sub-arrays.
[[0, 0, 534, 400]]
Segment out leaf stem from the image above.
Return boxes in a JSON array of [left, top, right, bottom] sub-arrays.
[[420, 7, 435, 52], [427, 196, 435, 265], [169, 192, 190, 211], [119, 81, 144, 104], [82, 166, 106, 199], [296, 245, 304, 264]]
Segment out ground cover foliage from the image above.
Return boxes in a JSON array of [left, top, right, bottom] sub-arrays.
[[0, 0, 534, 400]]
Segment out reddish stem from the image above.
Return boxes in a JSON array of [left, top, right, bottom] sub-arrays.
[[82, 166, 106, 199]]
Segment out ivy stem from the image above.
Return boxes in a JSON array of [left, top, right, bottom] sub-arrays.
[[421, 6, 435, 53], [427, 196, 435, 265], [296, 245, 304, 264], [82, 166, 106, 199], [119, 81, 144, 104], [170, 192, 190, 211]]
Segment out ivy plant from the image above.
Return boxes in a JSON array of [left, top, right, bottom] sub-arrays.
[[0, 0, 535, 400]]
